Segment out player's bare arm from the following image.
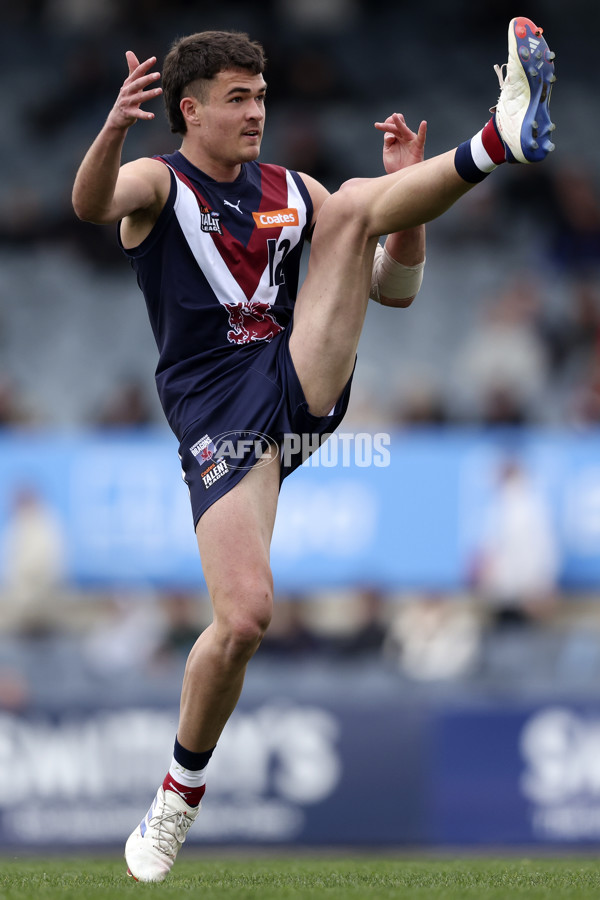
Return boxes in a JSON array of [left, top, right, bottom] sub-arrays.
[[72, 52, 169, 231], [374, 113, 427, 307]]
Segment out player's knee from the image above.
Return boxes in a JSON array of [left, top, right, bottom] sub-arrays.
[[228, 614, 270, 658], [317, 179, 371, 240], [221, 608, 272, 660], [216, 576, 273, 660]]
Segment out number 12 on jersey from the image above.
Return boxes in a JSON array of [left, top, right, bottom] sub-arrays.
[[267, 238, 290, 287]]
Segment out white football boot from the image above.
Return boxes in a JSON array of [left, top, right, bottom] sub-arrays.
[[125, 785, 201, 882], [494, 16, 556, 163]]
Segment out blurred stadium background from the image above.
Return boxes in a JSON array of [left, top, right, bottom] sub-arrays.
[[1, 0, 600, 851]]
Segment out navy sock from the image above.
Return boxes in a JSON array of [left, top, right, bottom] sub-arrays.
[[173, 736, 215, 770]]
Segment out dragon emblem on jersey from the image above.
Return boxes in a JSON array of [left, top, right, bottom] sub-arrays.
[[224, 302, 284, 345]]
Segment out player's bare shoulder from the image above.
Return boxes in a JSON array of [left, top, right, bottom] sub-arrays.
[[119, 156, 172, 249]]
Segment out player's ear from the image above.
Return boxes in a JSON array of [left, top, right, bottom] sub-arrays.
[[180, 96, 202, 127]]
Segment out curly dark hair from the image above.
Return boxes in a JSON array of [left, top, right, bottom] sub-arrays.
[[162, 30, 266, 135]]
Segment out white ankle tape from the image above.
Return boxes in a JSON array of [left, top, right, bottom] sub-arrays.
[[370, 244, 425, 303]]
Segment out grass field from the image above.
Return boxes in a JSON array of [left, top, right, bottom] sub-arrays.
[[2, 857, 600, 899]]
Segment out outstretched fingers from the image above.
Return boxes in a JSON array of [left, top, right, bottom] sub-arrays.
[[109, 53, 162, 128]]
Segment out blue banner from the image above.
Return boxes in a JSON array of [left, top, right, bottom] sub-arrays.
[[0, 428, 600, 589]]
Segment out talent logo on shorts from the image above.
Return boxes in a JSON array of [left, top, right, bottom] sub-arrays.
[[199, 459, 230, 490], [190, 434, 230, 489], [199, 205, 223, 235], [252, 208, 299, 228]]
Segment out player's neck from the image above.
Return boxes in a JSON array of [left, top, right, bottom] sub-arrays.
[[178, 141, 242, 183]]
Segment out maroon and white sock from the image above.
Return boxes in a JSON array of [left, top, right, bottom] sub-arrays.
[[162, 737, 214, 807], [454, 117, 506, 183], [163, 770, 206, 807]]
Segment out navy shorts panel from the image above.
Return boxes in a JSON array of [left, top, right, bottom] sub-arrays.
[[178, 327, 353, 529]]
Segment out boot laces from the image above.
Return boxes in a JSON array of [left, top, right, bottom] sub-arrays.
[[494, 62, 508, 88], [153, 806, 192, 859]]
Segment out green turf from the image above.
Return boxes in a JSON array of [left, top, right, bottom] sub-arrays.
[[2, 857, 600, 899]]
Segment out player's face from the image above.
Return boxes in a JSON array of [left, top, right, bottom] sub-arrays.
[[195, 69, 267, 168]]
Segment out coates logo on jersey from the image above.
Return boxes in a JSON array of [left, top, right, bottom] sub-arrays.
[[224, 301, 284, 345], [252, 208, 299, 229], [199, 205, 223, 235]]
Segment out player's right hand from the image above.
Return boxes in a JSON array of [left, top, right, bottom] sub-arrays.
[[106, 52, 162, 130]]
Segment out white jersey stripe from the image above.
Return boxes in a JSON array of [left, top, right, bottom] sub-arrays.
[[172, 176, 247, 307]]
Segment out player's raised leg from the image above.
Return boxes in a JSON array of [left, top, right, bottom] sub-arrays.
[[290, 15, 556, 417], [290, 151, 466, 417]]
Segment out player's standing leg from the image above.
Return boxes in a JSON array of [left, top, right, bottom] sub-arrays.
[[126, 454, 280, 882]]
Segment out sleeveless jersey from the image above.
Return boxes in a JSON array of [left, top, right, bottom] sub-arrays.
[[119, 151, 313, 439]]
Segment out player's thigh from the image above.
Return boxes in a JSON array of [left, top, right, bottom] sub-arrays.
[[289, 185, 380, 416], [195, 450, 280, 626]]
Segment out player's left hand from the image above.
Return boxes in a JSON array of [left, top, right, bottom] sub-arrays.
[[374, 113, 427, 174]]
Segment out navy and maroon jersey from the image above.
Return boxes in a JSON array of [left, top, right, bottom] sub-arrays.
[[119, 151, 353, 525], [118, 150, 313, 439]]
